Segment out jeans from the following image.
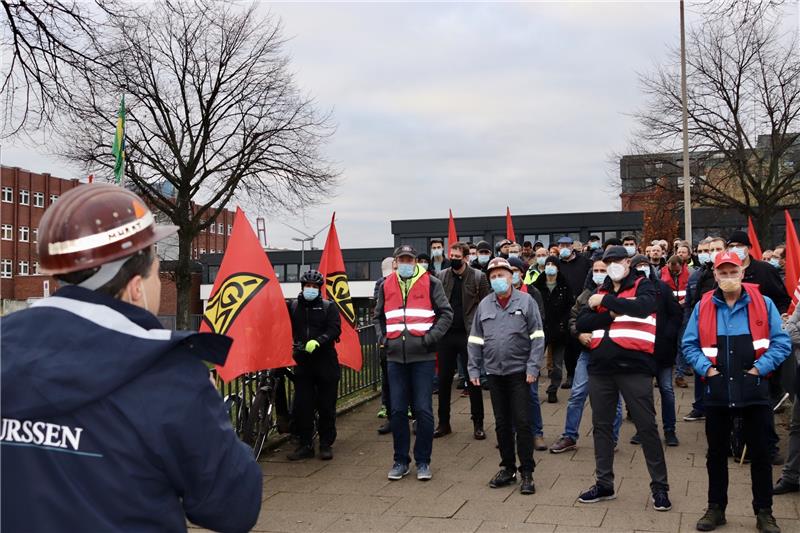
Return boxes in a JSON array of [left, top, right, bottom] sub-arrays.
[[782, 396, 800, 484], [488, 372, 534, 474], [562, 352, 623, 443], [388, 360, 435, 466], [437, 330, 483, 425], [529, 381, 543, 437], [655, 366, 677, 433], [706, 405, 772, 513], [675, 323, 690, 377], [589, 373, 669, 493]]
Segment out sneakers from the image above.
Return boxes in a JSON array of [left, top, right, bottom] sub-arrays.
[[377, 405, 387, 418], [675, 375, 688, 388], [550, 436, 577, 454], [652, 491, 672, 511], [577, 484, 616, 503], [664, 431, 680, 447], [473, 421, 486, 441], [377, 421, 392, 435], [630, 433, 641, 445], [756, 508, 780, 533], [433, 423, 452, 438], [683, 409, 705, 421], [773, 477, 800, 495], [696, 504, 726, 531], [387, 462, 410, 480], [534, 435, 547, 451], [319, 446, 333, 460], [287, 445, 314, 461], [416, 463, 432, 481], [520, 472, 535, 495], [489, 468, 517, 488]]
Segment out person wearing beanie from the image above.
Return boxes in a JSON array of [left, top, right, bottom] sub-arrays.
[[533, 256, 574, 403], [472, 240, 494, 273], [416, 252, 431, 273]]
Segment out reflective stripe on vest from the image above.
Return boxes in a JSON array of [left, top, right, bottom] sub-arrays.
[[588, 277, 656, 354], [383, 272, 435, 339], [697, 283, 770, 366]]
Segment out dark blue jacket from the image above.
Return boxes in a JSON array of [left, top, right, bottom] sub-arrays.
[[1, 286, 262, 532], [682, 288, 791, 408]]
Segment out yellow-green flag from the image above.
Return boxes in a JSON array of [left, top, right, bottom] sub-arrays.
[[111, 96, 126, 184]]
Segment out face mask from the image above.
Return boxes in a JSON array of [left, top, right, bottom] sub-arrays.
[[508, 253, 519, 259], [590, 241, 600, 250], [512, 272, 521, 285], [536, 256, 546, 266], [769, 258, 780, 268], [559, 247, 571, 258], [731, 246, 747, 261], [718, 278, 741, 293], [592, 273, 607, 286], [397, 263, 415, 278], [544, 265, 557, 276], [607, 262, 627, 281], [431, 248, 443, 258], [709, 250, 720, 263], [418, 262, 429, 271], [468, 254, 477, 263], [636, 265, 651, 277], [450, 258, 462, 270], [302, 287, 319, 301], [491, 277, 510, 294], [624, 245, 636, 257], [697, 252, 711, 264], [478, 254, 490, 265]]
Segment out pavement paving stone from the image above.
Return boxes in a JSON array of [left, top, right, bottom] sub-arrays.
[[323, 514, 412, 532], [396, 516, 481, 532], [525, 505, 607, 527]]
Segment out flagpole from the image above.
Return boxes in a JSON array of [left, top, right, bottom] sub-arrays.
[[680, 0, 693, 242]]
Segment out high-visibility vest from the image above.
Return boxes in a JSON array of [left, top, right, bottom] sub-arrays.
[[589, 277, 656, 354], [383, 272, 435, 339], [697, 283, 770, 366], [660, 265, 689, 301]]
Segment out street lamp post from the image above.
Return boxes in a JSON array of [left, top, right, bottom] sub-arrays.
[[291, 236, 314, 270], [680, 0, 693, 243]]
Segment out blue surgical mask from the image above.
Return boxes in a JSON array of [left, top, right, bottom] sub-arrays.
[[592, 273, 607, 286], [508, 253, 519, 259], [590, 241, 600, 250], [478, 254, 490, 265], [559, 247, 571, 258], [512, 272, 521, 285], [636, 265, 651, 277], [697, 252, 711, 264], [491, 277, 509, 294], [544, 265, 557, 276], [769, 258, 780, 268], [397, 263, 415, 278], [302, 287, 319, 301], [431, 248, 443, 258], [468, 254, 477, 263], [418, 262, 429, 271], [731, 246, 747, 261], [624, 245, 636, 257], [536, 256, 546, 266]]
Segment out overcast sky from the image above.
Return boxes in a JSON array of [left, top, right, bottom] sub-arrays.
[[3, 2, 798, 250]]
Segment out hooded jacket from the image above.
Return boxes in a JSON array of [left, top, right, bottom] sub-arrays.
[[0, 286, 262, 533]]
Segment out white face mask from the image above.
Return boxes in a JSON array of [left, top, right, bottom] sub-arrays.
[[636, 265, 651, 277], [607, 262, 627, 281]]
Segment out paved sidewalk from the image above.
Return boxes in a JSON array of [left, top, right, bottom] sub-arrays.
[[204, 380, 799, 532]]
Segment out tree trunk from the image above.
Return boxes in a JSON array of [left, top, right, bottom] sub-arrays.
[[175, 226, 193, 330], [752, 206, 776, 249]]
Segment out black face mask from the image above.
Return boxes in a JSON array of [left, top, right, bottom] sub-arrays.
[[450, 258, 463, 270]]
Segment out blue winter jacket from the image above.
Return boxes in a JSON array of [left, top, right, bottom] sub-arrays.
[[1, 286, 262, 532], [682, 287, 791, 408]]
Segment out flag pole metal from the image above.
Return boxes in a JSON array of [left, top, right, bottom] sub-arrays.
[[680, 0, 693, 243]]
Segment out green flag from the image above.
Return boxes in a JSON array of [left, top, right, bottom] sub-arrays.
[[111, 96, 126, 184]]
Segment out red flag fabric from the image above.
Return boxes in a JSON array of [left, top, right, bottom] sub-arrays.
[[747, 217, 763, 260], [784, 210, 800, 314], [506, 207, 516, 242], [448, 209, 458, 247], [200, 208, 293, 381], [318, 213, 363, 371]]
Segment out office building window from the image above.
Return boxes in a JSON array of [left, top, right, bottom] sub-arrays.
[[345, 261, 370, 281], [273, 264, 285, 281], [18, 261, 29, 275], [1, 259, 12, 278], [33, 262, 39, 274], [19, 189, 29, 205], [1, 224, 12, 240], [210, 249, 216, 254], [33, 192, 45, 208], [49, 194, 59, 204], [32, 228, 37, 243], [199, 248, 206, 255], [19, 226, 29, 242], [218, 223, 224, 234], [286, 264, 299, 282], [2, 187, 12, 203], [227, 224, 232, 235], [210, 223, 215, 234]]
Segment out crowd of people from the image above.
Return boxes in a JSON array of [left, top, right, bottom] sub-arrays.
[[2, 182, 799, 533]]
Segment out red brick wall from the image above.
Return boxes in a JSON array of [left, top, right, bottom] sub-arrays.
[[157, 271, 202, 315]]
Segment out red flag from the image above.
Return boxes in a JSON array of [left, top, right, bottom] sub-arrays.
[[448, 209, 458, 247], [506, 206, 516, 242], [318, 213, 363, 371], [200, 208, 293, 381], [747, 217, 762, 260], [784, 210, 800, 314]]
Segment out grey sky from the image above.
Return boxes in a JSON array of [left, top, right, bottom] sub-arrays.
[[4, 2, 797, 250]]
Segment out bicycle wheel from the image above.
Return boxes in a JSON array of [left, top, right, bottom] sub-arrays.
[[247, 390, 275, 460]]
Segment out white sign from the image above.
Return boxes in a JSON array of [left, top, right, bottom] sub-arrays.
[[43, 280, 50, 298]]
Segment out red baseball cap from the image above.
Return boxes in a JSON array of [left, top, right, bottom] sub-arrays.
[[713, 251, 742, 269]]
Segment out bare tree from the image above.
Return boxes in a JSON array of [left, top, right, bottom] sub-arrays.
[[56, 0, 337, 328], [630, 11, 800, 246]]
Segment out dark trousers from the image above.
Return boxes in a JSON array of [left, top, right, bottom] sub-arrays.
[[564, 337, 581, 381], [705, 405, 773, 513], [388, 360, 435, 466], [380, 350, 391, 412], [437, 330, 483, 425], [488, 372, 534, 474], [294, 362, 340, 448], [547, 341, 567, 394], [589, 373, 669, 493]]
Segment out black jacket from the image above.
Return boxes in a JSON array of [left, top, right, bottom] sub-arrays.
[[290, 294, 341, 367], [743, 256, 791, 314], [534, 272, 574, 344], [576, 271, 657, 376], [558, 252, 592, 298], [650, 275, 683, 368]]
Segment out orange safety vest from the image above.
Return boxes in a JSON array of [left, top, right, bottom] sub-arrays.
[[697, 283, 770, 366], [660, 265, 689, 302], [383, 272, 435, 339], [589, 277, 656, 354]]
